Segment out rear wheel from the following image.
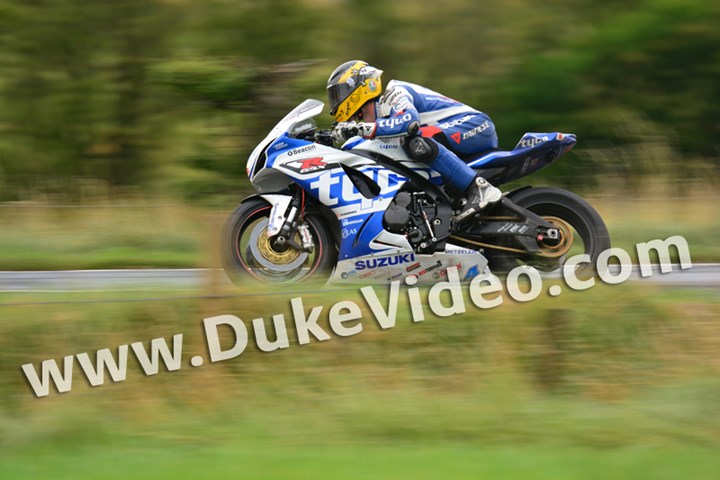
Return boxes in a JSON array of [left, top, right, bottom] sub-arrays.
[[222, 198, 336, 285], [486, 187, 610, 275]]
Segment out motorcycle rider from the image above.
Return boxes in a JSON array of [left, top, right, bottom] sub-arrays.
[[327, 60, 502, 223]]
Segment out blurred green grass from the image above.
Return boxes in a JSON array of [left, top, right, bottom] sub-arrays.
[[590, 192, 720, 264], [4, 443, 720, 480], [0, 203, 206, 270], [1, 284, 719, 477], [0, 191, 717, 270]]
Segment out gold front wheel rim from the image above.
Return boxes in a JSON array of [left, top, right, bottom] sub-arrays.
[[256, 228, 302, 264]]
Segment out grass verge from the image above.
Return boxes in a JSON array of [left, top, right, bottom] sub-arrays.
[[0, 192, 717, 270], [1, 284, 719, 477]]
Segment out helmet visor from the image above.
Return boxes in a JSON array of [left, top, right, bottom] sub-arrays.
[[327, 81, 356, 116]]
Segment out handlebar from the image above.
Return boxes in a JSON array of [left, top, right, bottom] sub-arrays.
[[313, 129, 335, 146]]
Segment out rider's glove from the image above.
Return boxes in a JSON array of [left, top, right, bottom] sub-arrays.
[[332, 122, 358, 143], [332, 121, 377, 144], [357, 122, 377, 139]]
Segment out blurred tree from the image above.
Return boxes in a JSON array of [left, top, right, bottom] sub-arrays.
[[0, 0, 177, 196], [0, 0, 716, 200], [149, 58, 322, 198], [494, 0, 719, 186]]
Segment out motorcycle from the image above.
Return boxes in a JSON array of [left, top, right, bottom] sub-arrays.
[[223, 99, 610, 284]]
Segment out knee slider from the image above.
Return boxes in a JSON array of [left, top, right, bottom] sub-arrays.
[[406, 136, 438, 163]]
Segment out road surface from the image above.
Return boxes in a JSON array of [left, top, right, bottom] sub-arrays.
[[0, 264, 717, 292]]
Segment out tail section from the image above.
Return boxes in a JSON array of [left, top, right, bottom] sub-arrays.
[[466, 132, 576, 185]]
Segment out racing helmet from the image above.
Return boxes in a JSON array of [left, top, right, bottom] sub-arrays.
[[326, 60, 383, 122]]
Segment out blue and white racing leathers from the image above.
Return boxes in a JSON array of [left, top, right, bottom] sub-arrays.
[[370, 80, 498, 192]]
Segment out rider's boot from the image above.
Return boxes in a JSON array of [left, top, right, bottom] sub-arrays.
[[453, 176, 502, 224], [404, 136, 502, 224]]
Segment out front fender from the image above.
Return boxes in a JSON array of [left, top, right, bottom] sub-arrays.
[[240, 193, 291, 206], [241, 193, 293, 237]]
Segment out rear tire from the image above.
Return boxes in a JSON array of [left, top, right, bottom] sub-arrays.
[[222, 198, 337, 285], [486, 187, 610, 275]]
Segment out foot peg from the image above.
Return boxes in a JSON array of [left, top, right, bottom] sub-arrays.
[[453, 177, 501, 224]]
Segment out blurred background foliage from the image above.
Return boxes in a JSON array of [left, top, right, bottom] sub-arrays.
[[0, 0, 717, 202]]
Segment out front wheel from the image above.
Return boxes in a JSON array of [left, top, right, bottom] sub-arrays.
[[222, 198, 337, 285], [486, 187, 611, 275]]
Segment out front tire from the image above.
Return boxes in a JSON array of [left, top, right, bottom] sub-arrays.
[[486, 187, 611, 275], [222, 198, 337, 285]]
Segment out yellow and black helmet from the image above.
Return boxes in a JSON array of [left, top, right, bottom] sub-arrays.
[[326, 60, 383, 122]]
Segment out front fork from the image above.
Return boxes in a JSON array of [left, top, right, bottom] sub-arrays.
[[264, 189, 314, 253]]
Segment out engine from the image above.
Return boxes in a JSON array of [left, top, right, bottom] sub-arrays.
[[383, 191, 450, 254]]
